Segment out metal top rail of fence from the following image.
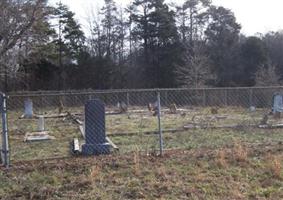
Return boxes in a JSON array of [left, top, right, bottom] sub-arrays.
[[5, 86, 283, 109]]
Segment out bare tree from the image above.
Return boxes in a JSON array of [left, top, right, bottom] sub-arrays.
[[0, 0, 47, 91], [175, 45, 212, 88], [255, 64, 281, 86], [0, 0, 47, 57]]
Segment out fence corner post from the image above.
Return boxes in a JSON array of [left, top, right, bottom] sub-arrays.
[[1, 93, 10, 168]]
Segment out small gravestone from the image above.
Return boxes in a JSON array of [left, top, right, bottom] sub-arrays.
[[117, 102, 128, 113], [249, 106, 256, 112], [38, 116, 45, 132], [272, 93, 283, 114], [24, 115, 55, 142], [169, 103, 177, 114], [24, 98, 33, 118], [82, 99, 110, 155]]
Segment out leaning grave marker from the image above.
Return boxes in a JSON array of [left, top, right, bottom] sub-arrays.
[[81, 99, 111, 155]]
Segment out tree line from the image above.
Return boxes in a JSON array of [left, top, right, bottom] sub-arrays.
[[0, 0, 283, 92]]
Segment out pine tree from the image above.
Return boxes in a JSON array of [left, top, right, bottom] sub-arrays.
[[101, 0, 119, 58], [131, 0, 181, 88], [54, 2, 85, 89], [205, 6, 241, 86], [55, 2, 85, 62], [176, 0, 210, 46]]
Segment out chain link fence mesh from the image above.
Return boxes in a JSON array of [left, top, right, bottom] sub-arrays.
[[4, 86, 283, 162]]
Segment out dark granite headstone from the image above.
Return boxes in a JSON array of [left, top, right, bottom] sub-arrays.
[[82, 99, 110, 155]]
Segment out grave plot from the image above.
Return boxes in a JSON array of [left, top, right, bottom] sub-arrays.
[[4, 104, 273, 161], [24, 115, 55, 142], [4, 88, 283, 162]]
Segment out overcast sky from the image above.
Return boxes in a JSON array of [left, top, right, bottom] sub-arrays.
[[49, 0, 283, 36]]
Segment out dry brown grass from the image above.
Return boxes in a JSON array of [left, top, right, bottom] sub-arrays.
[[232, 141, 248, 163], [133, 149, 140, 176], [157, 166, 168, 182], [216, 149, 228, 168], [89, 165, 101, 184], [2, 146, 283, 199], [266, 154, 282, 179]]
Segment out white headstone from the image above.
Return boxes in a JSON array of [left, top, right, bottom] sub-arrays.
[[249, 106, 256, 112], [24, 98, 33, 118], [273, 94, 283, 113], [38, 116, 45, 132]]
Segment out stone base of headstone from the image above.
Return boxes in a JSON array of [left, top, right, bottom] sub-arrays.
[[82, 143, 111, 155], [24, 131, 55, 142], [21, 114, 33, 119]]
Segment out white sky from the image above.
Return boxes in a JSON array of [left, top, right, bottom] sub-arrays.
[[49, 0, 283, 36]]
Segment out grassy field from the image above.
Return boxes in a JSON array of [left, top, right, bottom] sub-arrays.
[[0, 106, 282, 199], [4, 106, 279, 161], [0, 139, 282, 199]]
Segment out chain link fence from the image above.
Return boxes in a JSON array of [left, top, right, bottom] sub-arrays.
[[2, 86, 283, 164]]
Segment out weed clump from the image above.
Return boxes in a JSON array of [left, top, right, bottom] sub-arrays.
[[265, 154, 282, 179], [133, 149, 140, 176], [232, 141, 248, 163], [215, 149, 228, 168], [89, 165, 101, 183]]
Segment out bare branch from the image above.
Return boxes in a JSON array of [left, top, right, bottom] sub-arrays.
[[0, 0, 46, 57]]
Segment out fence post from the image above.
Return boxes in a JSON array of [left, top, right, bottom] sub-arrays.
[[126, 92, 130, 106], [224, 89, 228, 107], [249, 89, 253, 107], [165, 91, 168, 106], [202, 89, 206, 107], [1, 93, 10, 168], [157, 91, 163, 156]]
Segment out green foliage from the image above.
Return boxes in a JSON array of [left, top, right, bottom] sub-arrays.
[[131, 0, 182, 88], [176, 0, 211, 45], [240, 36, 268, 85], [205, 6, 241, 86], [263, 31, 283, 77], [55, 2, 85, 60]]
